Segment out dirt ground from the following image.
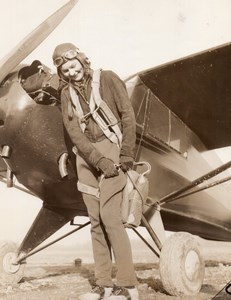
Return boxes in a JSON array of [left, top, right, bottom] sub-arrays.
[[0, 260, 231, 300], [0, 237, 230, 300]]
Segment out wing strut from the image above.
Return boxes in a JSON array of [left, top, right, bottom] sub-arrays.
[[158, 160, 231, 205], [16, 221, 90, 264]]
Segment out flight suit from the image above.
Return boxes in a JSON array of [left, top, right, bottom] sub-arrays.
[[61, 70, 138, 287]]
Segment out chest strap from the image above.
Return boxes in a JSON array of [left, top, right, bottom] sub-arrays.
[[69, 69, 122, 147]]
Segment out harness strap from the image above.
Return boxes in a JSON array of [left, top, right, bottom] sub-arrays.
[[69, 70, 122, 147], [77, 181, 100, 198], [91, 70, 122, 147], [69, 85, 86, 132], [91, 69, 103, 107]]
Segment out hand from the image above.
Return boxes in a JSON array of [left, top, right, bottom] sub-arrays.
[[120, 155, 134, 172], [96, 157, 119, 178]]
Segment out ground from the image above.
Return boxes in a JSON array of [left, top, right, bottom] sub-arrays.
[[0, 238, 230, 299], [0, 261, 231, 300]]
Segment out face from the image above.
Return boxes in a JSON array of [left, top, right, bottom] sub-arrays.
[[60, 59, 84, 82]]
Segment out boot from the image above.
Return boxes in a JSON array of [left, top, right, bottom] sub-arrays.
[[79, 285, 113, 300], [107, 286, 139, 300]]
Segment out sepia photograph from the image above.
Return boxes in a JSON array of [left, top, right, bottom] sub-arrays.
[[0, 0, 231, 299]]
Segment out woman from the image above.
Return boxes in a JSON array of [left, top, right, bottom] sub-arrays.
[[52, 43, 139, 300]]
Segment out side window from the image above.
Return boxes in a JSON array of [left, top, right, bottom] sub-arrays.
[[128, 78, 148, 127], [126, 77, 189, 156], [170, 113, 188, 154], [146, 92, 188, 155], [146, 93, 170, 143]]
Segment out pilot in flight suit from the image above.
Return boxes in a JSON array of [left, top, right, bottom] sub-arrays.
[[52, 43, 139, 300]]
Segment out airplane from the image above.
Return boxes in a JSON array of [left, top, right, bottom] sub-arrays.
[[0, 0, 231, 297]]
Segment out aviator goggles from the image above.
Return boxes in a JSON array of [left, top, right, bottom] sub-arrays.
[[53, 49, 80, 68]]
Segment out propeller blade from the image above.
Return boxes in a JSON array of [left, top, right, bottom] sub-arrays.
[[0, 0, 79, 83]]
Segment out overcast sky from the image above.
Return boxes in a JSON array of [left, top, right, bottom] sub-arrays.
[[1, 0, 231, 247]]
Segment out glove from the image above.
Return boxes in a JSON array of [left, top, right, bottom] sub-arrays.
[[96, 157, 119, 178], [120, 155, 134, 172]]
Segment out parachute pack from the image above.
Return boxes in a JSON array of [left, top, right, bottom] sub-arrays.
[[121, 161, 151, 228]]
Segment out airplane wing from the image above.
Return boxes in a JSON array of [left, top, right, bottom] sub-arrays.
[[136, 42, 231, 150]]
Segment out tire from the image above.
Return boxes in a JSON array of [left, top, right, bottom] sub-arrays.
[[0, 241, 25, 284], [159, 232, 205, 296]]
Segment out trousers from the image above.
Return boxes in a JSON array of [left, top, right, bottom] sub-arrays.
[[76, 138, 138, 287]]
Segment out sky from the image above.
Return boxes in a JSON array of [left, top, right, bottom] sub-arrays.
[[2, 0, 231, 77], [1, 0, 231, 249]]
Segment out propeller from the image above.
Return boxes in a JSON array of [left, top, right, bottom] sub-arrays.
[[0, 0, 79, 84]]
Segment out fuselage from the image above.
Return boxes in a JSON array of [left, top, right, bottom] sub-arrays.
[[0, 67, 231, 241]]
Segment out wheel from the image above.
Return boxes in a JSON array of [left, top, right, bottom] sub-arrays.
[[159, 232, 205, 296], [0, 241, 25, 284]]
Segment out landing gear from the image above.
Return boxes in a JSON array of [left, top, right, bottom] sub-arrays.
[[159, 232, 205, 296], [140, 208, 205, 296], [0, 241, 25, 284]]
